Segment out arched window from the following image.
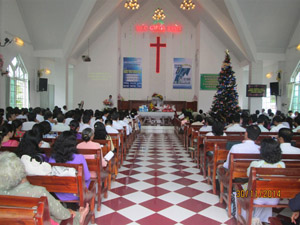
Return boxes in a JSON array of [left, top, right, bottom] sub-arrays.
[[7, 55, 29, 108], [290, 61, 300, 112]]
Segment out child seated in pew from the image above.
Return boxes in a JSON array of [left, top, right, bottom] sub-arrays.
[[32, 124, 51, 148], [94, 122, 115, 152], [69, 119, 82, 140], [77, 128, 107, 167], [40, 121, 57, 139], [12, 119, 25, 138], [0, 151, 89, 225], [242, 138, 285, 223], [49, 131, 91, 201], [0, 123, 19, 147], [16, 130, 52, 176]]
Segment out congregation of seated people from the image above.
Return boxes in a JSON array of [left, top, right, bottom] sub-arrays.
[[176, 108, 300, 224], [1, 106, 300, 224], [0, 105, 137, 224]]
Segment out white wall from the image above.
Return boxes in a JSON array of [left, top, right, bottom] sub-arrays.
[[73, 19, 120, 110], [39, 58, 67, 109], [0, 0, 40, 108], [198, 21, 244, 113], [120, 0, 197, 102]]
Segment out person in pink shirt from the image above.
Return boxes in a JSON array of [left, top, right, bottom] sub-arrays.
[[77, 128, 107, 167], [0, 123, 19, 147]]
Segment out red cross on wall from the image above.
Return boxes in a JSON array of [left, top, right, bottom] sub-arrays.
[[150, 36, 166, 73]]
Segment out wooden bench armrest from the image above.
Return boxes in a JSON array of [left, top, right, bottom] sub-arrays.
[[60, 216, 74, 225], [83, 180, 96, 205], [268, 217, 283, 225]]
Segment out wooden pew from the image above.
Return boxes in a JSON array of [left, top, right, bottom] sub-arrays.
[[185, 125, 203, 151], [219, 153, 300, 217], [108, 133, 121, 171], [200, 136, 243, 178], [207, 142, 228, 194], [0, 195, 73, 225], [77, 148, 109, 212], [27, 163, 96, 225], [236, 167, 300, 225]]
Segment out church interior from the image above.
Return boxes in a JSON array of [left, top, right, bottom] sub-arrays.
[[1, 0, 300, 224]]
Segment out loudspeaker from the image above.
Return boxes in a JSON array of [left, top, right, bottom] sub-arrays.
[[39, 78, 48, 92], [270, 82, 279, 96]]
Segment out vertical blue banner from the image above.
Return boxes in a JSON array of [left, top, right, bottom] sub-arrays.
[[123, 57, 142, 88], [173, 58, 192, 89]]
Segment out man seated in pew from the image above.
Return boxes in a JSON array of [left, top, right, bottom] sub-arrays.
[[206, 121, 226, 136], [278, 128, 300, 154], [222, 125, 261, 169], [118, 112, 131, 136], [105, 119, 119, 134], [52, 114, 70, 132], [0, 151, 89, 225], [79, 114, 92, 133], [21, 112, 37, 131], [111, 112, 124, 131], [77, 128, 107, 167], [270, 115, 288, 132], [293, 116, 300, 133], [49, 131, 91, 201], [257, 115, 269, 132], [199, 117, 214, 132], [226, 113, 246, 132], [242, 138, 285, 224]]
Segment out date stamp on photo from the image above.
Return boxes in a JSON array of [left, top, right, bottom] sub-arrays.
[[236, 190, 281, 198]]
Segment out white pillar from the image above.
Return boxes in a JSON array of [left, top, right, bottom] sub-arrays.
[[249, 60, 263, 113]]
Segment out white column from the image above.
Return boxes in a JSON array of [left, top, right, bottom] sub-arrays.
[[249, 60, 263, 113]]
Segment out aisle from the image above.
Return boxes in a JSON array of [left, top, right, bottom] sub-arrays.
[[94, 127, 235, 225]]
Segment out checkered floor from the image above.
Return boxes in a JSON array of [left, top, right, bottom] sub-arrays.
[[92, 127, 291, 225]]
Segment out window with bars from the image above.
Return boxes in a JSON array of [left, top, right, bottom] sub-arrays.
[[7, 56, 29, 108], [290, 61, 300, 112], [262, 88, 277, 113]]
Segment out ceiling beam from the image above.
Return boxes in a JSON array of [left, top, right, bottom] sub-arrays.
[[197, 0, 249, 61], [70, 0, 123, 58], [224, 0, 257, 62], [62, 0, 97, 59]]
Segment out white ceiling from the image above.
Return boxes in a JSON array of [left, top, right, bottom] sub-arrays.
[[15, 0, 300, 63]]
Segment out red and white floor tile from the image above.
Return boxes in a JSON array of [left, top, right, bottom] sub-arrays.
[[92, 127, 289, 225]]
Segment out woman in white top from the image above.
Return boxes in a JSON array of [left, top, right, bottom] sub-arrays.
[[242, 138, 285, 223], [15, 130, 51, 175]]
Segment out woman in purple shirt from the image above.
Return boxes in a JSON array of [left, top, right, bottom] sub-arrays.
[[49, 131, 91, 201]]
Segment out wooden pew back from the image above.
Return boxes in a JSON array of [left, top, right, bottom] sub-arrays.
[[0, 195, 51, 225], [237, 167, 300, 225]]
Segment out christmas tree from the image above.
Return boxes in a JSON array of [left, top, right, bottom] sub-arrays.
[[210, 50, 240, 117]]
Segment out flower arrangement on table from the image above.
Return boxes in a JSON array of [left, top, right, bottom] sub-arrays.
[[118, 94, 125, 101], [103, 99, 113, 106], [152, 93, 163, 101], [162, 105, 175, 112]]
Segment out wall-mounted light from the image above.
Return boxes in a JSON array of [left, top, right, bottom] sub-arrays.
[[0, 37, 24, 47], [266, 72, 272, 79], [297, 44, 300, 51], [38, 68, 51, 77]]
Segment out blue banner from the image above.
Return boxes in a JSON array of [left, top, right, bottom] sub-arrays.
[[123, 57, 142, 88], [173, 58, 192, 89]]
